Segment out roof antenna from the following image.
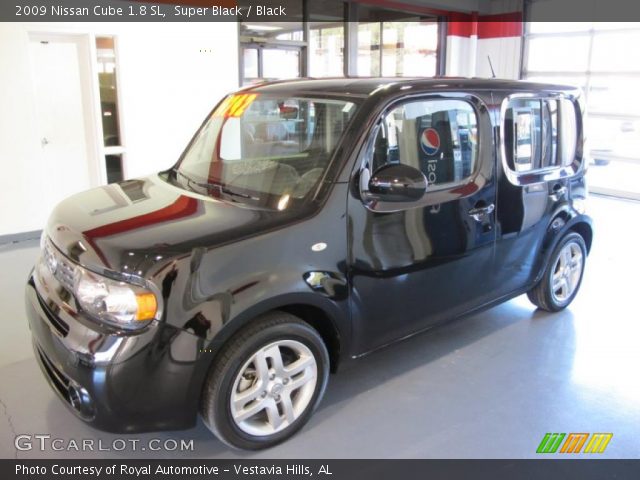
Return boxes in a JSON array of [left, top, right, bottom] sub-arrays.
[[487, 56, 496, 78]]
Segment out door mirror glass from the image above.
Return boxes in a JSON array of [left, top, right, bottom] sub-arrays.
[[368, 164, 427, 202]]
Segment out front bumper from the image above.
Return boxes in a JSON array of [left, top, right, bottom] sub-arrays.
[[25, 275, 203, 433]]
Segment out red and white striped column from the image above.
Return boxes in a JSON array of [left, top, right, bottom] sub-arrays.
[[445, 11, 522, 79]]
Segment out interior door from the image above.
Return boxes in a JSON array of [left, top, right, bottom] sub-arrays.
[[29, 34, 95, 210], [347, 96, 497, 355]]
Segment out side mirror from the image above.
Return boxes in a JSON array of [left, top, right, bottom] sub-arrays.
[[367, 164, 428, 203]]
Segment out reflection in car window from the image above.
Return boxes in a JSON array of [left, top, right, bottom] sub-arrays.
[[505, 97, 578, 173], [372, 99, 478, 187], [175, 94, 358, 208], [506, 99, 543, 172]]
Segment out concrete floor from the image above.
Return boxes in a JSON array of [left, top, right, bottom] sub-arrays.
[[1, 195, 639, 459], [589, 160, 640, 200]]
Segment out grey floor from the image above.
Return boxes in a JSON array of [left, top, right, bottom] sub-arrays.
[[1, 195, 639, 459]]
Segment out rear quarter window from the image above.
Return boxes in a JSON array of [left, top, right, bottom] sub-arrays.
[[502, 94, 582, 185]]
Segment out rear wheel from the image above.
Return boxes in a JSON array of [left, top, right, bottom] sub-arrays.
[[527, 232, 587, 312], [200, 312, 329, 450]]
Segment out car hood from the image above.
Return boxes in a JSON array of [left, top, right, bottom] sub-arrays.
[[46, 174, 305, 277]]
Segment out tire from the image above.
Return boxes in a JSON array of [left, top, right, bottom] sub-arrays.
[[527, 232, 587, 312], [200, 311, 330, 450]]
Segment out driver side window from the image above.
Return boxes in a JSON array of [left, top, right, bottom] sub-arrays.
[[372, 99, 479, 188]]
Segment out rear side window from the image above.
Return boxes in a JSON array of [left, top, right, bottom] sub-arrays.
[[371, 99, 478, 188], [504, 97, 579, 175]]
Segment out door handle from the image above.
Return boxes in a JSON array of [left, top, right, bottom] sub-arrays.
[[468, 203, 495, 222]]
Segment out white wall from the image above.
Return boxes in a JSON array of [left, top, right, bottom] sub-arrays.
[[446, 35, 477, 77], [0, 22, 238, 236], [475, 36, 521, 78]]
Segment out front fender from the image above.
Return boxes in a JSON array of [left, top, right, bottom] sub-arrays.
[[177, 290, 350, 426], [157, 185, 351, 424]]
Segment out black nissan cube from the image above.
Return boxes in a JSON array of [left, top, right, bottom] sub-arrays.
[[26, 78, 593, 450]]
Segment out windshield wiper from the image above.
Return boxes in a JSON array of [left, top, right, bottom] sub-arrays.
[[175, 170, 258, 200]]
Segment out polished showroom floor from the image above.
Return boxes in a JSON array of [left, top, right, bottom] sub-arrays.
[[1, 195, 639, 459]]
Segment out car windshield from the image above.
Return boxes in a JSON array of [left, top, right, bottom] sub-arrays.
[[173, 93, 358, 209]]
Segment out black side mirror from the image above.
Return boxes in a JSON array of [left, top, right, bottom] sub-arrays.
[[367, 164, 428, 203]]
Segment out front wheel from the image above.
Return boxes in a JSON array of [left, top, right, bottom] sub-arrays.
[[527, 232, 587, 312], [200, 312, 329, 450]]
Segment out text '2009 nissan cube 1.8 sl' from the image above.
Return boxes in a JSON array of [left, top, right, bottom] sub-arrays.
[[26, 78, 593, 450]]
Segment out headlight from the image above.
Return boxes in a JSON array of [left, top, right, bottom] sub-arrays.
[[74, 269, 158, 330], [41, 237, 159, 330]]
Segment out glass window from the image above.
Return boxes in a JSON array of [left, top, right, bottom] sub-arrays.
[[242, 48, 259, 83], [96, 36, 124, 183], [559, 99, 578, 167], [275, 30, 304, 41], [504, 99, 542, 172], [381, 22, 438, 77], [527, 35, 591, 72], [357, 21, 438, 77], [524, 22, 640, 198], [587, 76, 640, 115], [526, 75, 587, 93], [96, 37, 121, 147], [358, 23, 381, 76], [504, 98, 577, 173], [310, 25, 344, 77], [262, 49, 301, 80], [593, 22, 640, 31], [175, 95, 358, 208], [105, 154, 124, 184], [528, 22, 592, 34], [542, 99, 559, 168], [381, 23, 398, 76], [372, 99, 478, 187], [591, 31, 640, 72], [515, 110, 535, 169], [308, 0, 345, 77], [589, 117, 640, 161]]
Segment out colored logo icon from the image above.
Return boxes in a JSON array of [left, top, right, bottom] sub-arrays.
[[536, 433, 613, 454], [420, 128, 440, 155]]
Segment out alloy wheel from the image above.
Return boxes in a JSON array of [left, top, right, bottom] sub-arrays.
[[550, 241, 583, 303], [230, 340, 317, 436]]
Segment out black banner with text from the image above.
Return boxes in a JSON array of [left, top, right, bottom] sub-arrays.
[[2, 0, 640, 22], [3, 459, 640, 480]]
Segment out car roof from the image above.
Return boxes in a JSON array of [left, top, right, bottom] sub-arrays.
[[242, 77, 582, 99]]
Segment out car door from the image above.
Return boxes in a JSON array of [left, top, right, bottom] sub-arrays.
[[492, 93, 580, 297], [346, 94, 498, 355]]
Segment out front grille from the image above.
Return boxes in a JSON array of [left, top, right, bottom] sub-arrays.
[[36, 344, 71, 403], [35, 343, 96, 420], [36, 292, 70, 337], [43, 238, 77, 292], [56, 257, 76, 292]]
